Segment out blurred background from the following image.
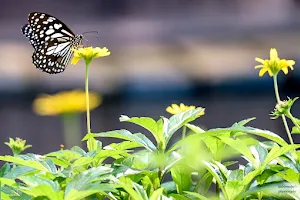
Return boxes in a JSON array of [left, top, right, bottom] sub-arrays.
[[1, 0, 300, 154]]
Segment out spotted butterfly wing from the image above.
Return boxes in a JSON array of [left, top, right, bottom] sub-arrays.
[[21, 12, 82, 74]]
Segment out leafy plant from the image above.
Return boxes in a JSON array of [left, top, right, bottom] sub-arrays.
[[1, 47, 300, 200]]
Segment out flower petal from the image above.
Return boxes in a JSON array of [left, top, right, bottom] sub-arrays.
[[282, 67, 288, 74], [259, 68, 268, 77], [255, 58, 265, 64], [166, 106, 174, 114], [71, 57, 80, 65], [267, 69, 273, 77], [172, 104, 179, 110], [287, 60, 295, 65], [254, 65, 263, 69], [270, 48, 279, 61], [180, 103, 186, 109]]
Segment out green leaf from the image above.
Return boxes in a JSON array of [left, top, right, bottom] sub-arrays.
[[242, 169, 261, 187], [86, 130, 157, 152], [18, 175, 63, 200], [94, 149, 130, 165], [217, 137, 258, 168], [0, 192, 12, 200], [224, 180, 244, 200], [0, 178, 17, 187], [276, 168, 300, 183], [72, 157, 94, 168], [223, 169, 245, 200], [65, 166, 114, 199], [3, 166, 36, 179], [169, 125, 287, 155], [292, 126, 300, 134], [20, 184, 64, 200], [191, 126, 287, 146], [249, 145, 268, 166], [238, 127, 287, 146], [256, 169, 277, 184], [0, 163, 10, 177], [164, 108, 204, 143], [202, 136, 226, 161], [132, 182, 148, 200], [171, 165, 192, 194], [108, 141, 142, 151], [232, 117, 256, 127], [87, 138, 102, 152], [262, 144, 300, 169], [18, 175, 59, 189], [203, 161, 227, 199], [186, 123, 205, 134], [120, 116, 157, 134], [213, 162, 229, 179], [65, 184, 116, 200], [184, 191, 209, 200], [70, 146, 86, 155], [196, 171, 213, 194], [46, 150, 82, 166], [120, 116, 166, 150], [237, 181, 296, 199], [228, 169, 243, 181], [169, 193, 190, 200], [149, 188, 164, 200], [117, 177, 144, 200], [45, 150, 82, 161], [277, 155, 298, 171], [1, 186, 31, 200], [112, 166, 141, 179], [163, 151, 183, 175], [222, 161, 238, 167], [0, 156, 49, 172]]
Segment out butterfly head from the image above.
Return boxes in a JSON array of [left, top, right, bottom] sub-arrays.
[[73, 34, 83, 49]]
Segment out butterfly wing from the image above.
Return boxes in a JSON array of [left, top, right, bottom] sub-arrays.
[[21, 24, 40, 50], [22, 12, 78, 74], [32, 52, 67, 74]]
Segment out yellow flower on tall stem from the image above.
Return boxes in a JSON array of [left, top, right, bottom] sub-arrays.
[[72, 46, 110, 135], [33, 90, 101, 116], [255, 48, 295, 77], [255, 48, 296, 145], [71, 47, 110, 66], [33, 90, 101, 148]]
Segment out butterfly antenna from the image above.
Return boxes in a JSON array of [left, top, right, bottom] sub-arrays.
[[82, 36, 89, 47], [82, 31, 99, 35], [82, 31, 100, 40]]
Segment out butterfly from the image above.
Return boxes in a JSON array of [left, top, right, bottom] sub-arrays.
[[21, 12, 83, 74]]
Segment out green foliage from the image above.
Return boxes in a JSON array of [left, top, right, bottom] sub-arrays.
[[1, 99, 300, 199]]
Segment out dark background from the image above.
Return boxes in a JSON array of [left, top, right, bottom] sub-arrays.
[[1, 0, 300, 155]]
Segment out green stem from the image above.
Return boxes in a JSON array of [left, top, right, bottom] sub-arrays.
[[258, 192, 262, 200], [85, 61, 91, 134], [182, 125, 187, 139], [273, 75, 294, 144], [61, 113, 81, 148], [287, 112, 300, 130], [216, 183, 220, 198]]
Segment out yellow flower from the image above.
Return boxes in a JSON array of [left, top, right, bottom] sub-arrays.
[[255, 48, 295, 77], [166, 103, 205, 116], [71, 46, 110, 65], [33, 90, 101, 116]]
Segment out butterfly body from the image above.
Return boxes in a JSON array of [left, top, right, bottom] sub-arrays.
[[22, 12, 82, 74]]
